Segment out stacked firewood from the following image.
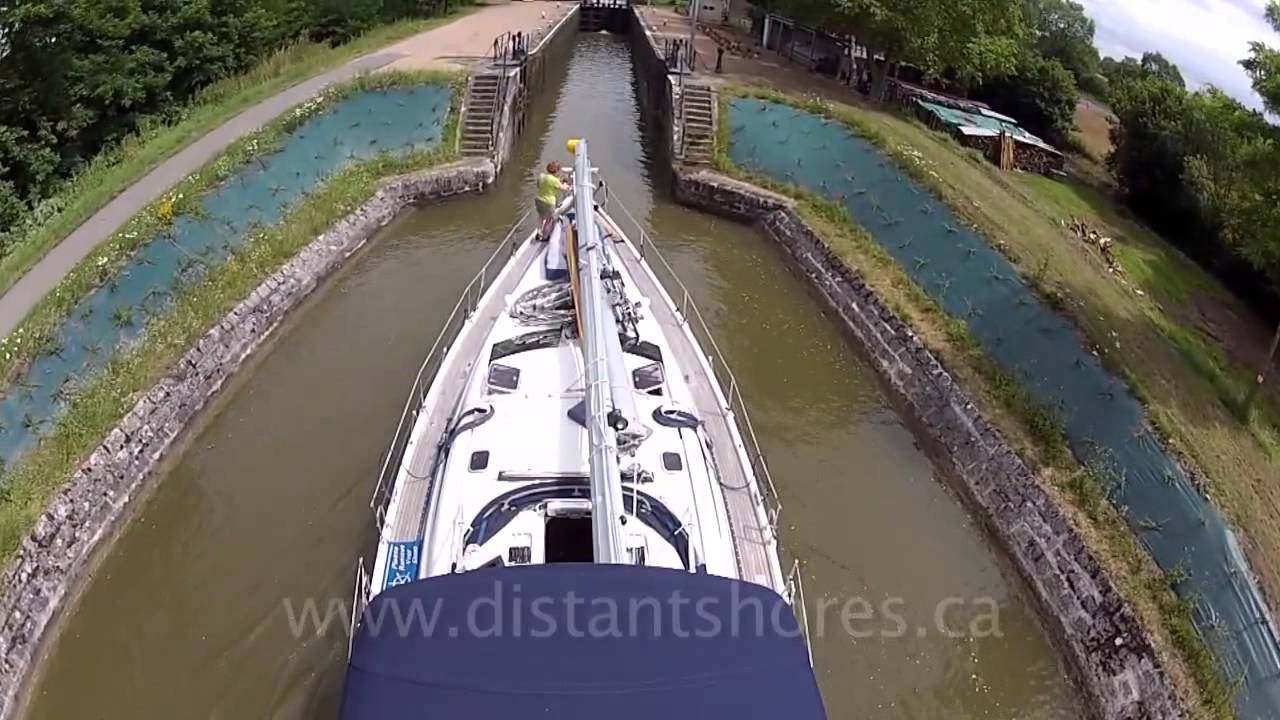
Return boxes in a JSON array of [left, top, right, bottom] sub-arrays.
[[1014, 145, 1066, 175], [1067, 217, 1122, 273], [704, 26, 760, 59]]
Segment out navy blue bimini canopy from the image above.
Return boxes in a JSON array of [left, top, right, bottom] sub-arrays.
[[341, 565, 826, 719]]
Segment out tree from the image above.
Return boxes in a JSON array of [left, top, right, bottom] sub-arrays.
[[1236, 0, 1280, 413], [1140, 51, 1185, 89], [307, 0, 385, 42], [1182, 91, 1270, 234], [974, 52, 1078, 145], [1100, 56, 1143, 87], [1100, 53, 1186, 92], [0, 0, 460, 238], [817, 0, 1025, 100], [1243, 1, 1280, 118], [0, 179, 25, 243], [1106, 73, 1193, 228], [1024, 0, 1100, 82], [1077, 71, 1108, 99]]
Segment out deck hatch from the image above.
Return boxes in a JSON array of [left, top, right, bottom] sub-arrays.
[[632, 362, 664, 394], [486, 364, 520, 394], [661, 452, 683, 472]]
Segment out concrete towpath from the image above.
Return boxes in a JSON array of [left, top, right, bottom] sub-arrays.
[[634, 6, 865, 101], [0, 1, 572, 340], [385, 1, 572, 71]]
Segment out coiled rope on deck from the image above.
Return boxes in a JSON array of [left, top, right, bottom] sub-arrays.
[[509, 282, 575, 327]]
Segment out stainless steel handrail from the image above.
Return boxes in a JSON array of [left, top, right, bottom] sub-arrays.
[[786, 559, 814, 662], [676, 72, 688, 160], [661, 36, 692, 160], [492, 43, 511, 155], [370, 214, 530, 528], [347, 556, 369, 657], [608, 195, 784, 541], [490, 74, 506, 156], [484, 30, 525, 158]]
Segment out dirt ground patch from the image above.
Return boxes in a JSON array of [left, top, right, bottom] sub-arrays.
[[1189, 294, 1269, 369], [1073, 96, 1113, 164]]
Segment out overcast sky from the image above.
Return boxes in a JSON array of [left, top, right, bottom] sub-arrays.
[[1078, 0, 1279, 108]]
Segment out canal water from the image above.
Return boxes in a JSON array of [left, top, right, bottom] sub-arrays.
[[23, 34, 1079, 719]]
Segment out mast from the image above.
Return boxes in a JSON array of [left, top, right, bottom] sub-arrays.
[[572, 139, 629, 564]]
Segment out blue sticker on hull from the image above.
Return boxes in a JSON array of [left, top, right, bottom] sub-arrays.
[[382, 541, 422, 591]]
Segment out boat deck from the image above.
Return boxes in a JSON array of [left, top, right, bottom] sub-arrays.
[[381, 237, 542, 548], [610, 227, 782, 591], [379, 220, 782, 593]]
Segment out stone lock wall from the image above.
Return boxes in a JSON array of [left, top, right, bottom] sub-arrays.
[[491, 4, 579, 174], [0, 159, 495, 720], [674, 169, 1185, 720], [627, 8, 678, 169]]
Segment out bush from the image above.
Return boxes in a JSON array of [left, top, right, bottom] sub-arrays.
[[1078, 72, 1109, 100], [0, 181, 26, 250], [0, 0, 449, 239], [1107, 64, 1280, 316], [973, 53, 1079, 146]]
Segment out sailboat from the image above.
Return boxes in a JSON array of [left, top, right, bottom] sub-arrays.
[[340, 139, 825, 718]]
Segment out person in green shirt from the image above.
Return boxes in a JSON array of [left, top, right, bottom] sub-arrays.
[[536, 161, 568, 240]]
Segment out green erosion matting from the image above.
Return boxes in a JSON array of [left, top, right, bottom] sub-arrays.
[[727, 97, 1280, 718], [0, 85, 452, 464]]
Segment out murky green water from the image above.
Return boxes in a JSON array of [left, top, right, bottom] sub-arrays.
[[24, 35, 1079, 720]]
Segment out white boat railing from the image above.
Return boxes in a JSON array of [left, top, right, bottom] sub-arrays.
[[369, 213, 530, 529], [606, 195, 784, 542], [786, 559, 814, 663], [347, 556, 370, 658]]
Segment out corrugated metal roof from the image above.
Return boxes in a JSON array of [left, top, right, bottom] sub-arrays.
[[918, 101, 1062, 156]]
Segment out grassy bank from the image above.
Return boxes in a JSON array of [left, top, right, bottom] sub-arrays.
[[0, 70, 460, 387], [1015, 172, 1280, 458], [0, 71, 462, 561], [719, 80, 1280, 618], [713, 85, 1231, 718], [0, 7, 475, 300]]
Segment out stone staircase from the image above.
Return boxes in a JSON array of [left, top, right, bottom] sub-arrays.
[[681, 83, 716, 166], [461, 73, 502, 158]]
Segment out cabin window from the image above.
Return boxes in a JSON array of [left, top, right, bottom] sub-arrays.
[[662, 452, 683, 472], [632, 362, 664, 395], [627, 340, 663, 362], [487, 363, 520, 394], [469, 451, 490, 471], [508, 546, 532, 564], [490, 329, 562, 361], [545, 517, 594, 563]]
